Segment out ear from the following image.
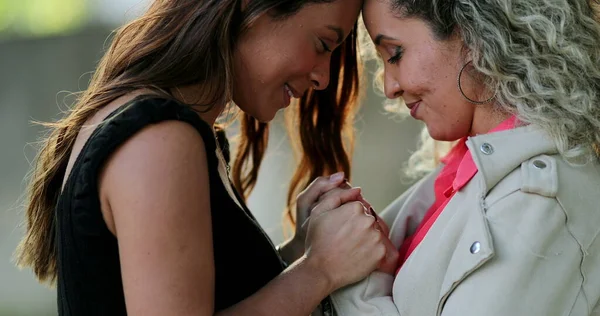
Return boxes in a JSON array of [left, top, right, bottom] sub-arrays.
[[450, 27, 471, 64]]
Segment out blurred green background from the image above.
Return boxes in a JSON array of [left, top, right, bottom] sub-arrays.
[[0, 0, 88, 39], [0, 1, 421, 315]]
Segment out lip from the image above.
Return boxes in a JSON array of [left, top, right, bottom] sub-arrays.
[[283, 85, 292, 108], [406, 100, 421, 118], [285, 83, 303, 98], [282, 83, 306, 109]]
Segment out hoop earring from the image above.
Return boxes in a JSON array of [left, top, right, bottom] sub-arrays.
[[457, 60, 495, 105]]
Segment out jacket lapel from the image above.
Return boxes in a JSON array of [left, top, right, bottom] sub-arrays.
[[436, 175, 495, 314]]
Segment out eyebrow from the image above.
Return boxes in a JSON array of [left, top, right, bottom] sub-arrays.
[[326, 25, 344, 44], [374, 34, 397, 46]]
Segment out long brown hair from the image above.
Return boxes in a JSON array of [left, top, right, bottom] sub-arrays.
[[16, 0, 362, 285], [231, 26, 361, 229]]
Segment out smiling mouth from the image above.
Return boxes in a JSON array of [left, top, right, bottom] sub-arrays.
[[405, 100, 421, 109], [284, 84, 295, 99], [285, 83, 303, 99], [282, 83, 299, 108], [406, 100, 422, 118]]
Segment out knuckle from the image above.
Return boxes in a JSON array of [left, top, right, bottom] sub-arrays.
[[315, 176, 328, 185], [321, 189, 337, 199], [296, 191, 308, 203], [303, 177, 324, 194], [297, 189, 308, 197], [374, 231, 384, 242], [310, 204, 324, 217], [326, 195, 342, 208], [364, 218, 376, 231], [350, 201, 365, 215], [376, 244, 387, 259]]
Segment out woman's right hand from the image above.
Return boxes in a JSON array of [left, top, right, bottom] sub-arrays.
[[311, 182, 399, 276], [302, 187, 388, 292]]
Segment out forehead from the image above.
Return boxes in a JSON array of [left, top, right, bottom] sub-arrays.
[[362, 0, 397, 32], [293, 0, 362, 33]]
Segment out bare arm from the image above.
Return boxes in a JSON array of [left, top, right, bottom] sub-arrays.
[[102, 121, 216, 315], [217, 256, 331, 316], [101, 120, 386, 316]]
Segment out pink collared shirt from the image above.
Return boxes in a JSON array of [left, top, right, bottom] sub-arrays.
[[397, 116, 518, 273]]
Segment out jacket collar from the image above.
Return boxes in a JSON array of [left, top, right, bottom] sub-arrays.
[[466, 125, 558, 195]]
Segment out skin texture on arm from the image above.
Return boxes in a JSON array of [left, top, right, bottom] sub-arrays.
[[99, 120, 388, 316], [100, 120, 216, 315]]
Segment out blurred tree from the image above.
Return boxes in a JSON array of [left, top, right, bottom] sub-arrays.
[[0, 0, 87, 39]]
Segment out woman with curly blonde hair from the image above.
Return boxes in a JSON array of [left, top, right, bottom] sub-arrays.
[[330, 0, 600, 315]]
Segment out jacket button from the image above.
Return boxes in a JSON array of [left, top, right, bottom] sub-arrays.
[[470, 241, 481, 254], [533, 160, 547, 169], [480, 143, 494, 155]]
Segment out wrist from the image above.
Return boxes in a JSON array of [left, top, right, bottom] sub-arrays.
[[295, 254, 336, 296]]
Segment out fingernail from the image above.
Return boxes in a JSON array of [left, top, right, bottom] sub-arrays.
[[329, 172, 344, 182]]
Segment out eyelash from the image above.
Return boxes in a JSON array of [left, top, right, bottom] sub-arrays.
[[387, 46, 404, 64], [319, 39, 332, 53]]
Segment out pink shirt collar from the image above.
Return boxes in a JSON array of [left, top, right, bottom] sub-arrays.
[[443, 115, 518, 193]]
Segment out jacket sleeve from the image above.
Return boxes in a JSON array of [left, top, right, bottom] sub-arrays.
[[330, 272, 399, 316], [439, 189, 590, 316], [329, 169, 441, 316]]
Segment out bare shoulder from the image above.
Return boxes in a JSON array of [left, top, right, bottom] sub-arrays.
[[102, 118, 208, 190], [98, 110, 216, 315], [63, 90, 161, 191], [99, 117, 210, 234]]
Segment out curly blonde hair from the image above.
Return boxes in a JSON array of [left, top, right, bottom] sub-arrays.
[[361, 0, 600, 177]]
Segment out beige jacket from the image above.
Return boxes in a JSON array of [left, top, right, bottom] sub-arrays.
[[331, 125, 600, 316]]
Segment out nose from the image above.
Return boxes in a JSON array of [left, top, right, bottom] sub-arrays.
[[384, 68, 403, 99], [309, 58, 331, 90]]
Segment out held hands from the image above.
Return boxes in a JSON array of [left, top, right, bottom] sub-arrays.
[[294, 172, 399, 292], [313, 179, 398, 275], [294, 173, 389, 244]]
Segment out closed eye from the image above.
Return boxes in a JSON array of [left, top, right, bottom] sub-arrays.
[[319, 39, 332, 53], [387, 46, 404, 64]]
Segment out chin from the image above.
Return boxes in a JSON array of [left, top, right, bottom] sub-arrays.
[[234, 100, 278, 123], [253, 107, 279, 123], [247, 109, 278, 123], [254, 115, 274, 123], [426, 126, 463, 142]]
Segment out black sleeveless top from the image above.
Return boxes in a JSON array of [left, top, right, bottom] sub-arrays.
[[56, 97, 285, 315]]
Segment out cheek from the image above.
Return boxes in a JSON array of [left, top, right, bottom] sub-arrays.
[[254, 41, 317, 85], [422, 65, 463, 111], [280, 40, 319, 75], [425, 101, 475, 139], [394, 56, 435, 94]]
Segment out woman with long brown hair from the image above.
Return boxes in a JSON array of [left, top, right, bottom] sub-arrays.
[[13, 0, 397, 315]]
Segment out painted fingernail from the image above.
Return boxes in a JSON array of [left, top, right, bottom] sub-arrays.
[[329, 172, 344, 182]]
